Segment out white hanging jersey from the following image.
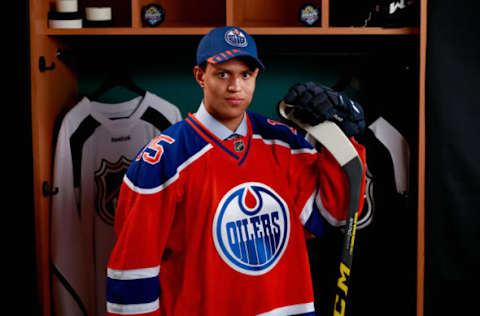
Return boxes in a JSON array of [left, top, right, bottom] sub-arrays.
[[51, 91, 182, 316]]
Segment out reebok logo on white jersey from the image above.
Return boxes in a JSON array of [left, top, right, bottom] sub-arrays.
[[389, 0, 406, 14]]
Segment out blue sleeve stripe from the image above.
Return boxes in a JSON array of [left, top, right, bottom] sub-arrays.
[[106, 276, 159, 305], [300, 192, 330, 237], [304, 202, 330, 237]]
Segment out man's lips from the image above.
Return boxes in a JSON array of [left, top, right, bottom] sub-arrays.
[[225, 98, 244, 105]]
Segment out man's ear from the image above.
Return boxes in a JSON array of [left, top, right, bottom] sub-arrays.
[[252, 68, 260, 79], [193, 65, 205, 88]]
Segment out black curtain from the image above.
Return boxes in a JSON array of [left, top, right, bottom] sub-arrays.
[[23, 0, 39, 315], [425, 1, 480, 315]]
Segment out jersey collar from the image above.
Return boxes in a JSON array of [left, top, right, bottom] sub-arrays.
[[194, 101, 248, 140], [186, 111, 252, 166]]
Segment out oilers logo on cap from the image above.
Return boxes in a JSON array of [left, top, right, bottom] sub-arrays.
[[224, 28, 248, 47], [213, 182, 290, 275]]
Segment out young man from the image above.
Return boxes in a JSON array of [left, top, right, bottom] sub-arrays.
[[106, 26, 366, 316]]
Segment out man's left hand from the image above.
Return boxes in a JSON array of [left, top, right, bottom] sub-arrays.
[[280, 82, 366, 137]]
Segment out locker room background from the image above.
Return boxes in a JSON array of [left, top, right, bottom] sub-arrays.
[[32, 34, 420, 315], [22, 0, 479, 315], [69, 35, 419, 316]]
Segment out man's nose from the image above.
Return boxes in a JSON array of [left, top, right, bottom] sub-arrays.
[[228, 77, 242, 92]]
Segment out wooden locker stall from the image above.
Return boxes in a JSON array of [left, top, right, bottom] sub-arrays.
[[29, 0, 427, 315]]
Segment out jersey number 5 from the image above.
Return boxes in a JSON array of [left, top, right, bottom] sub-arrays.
[[136, 135, 175, 165]]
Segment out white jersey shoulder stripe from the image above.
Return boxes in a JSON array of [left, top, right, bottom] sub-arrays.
[[299, 191, 316, 225], [316, 192, 346, 227], [107, 266, 160, 280], [256, 302, 315, 316], [252, 134, 316, 155], [124, 144, 213, 195]]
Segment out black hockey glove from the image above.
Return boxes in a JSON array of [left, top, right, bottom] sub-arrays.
[[280, 82, 366, 137]]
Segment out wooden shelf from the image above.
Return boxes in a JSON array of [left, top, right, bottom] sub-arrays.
[[45, 27, 214, 36], [44, 0, 419, 36], [45, 26, 419, 36], [245, 26, 419, 35]]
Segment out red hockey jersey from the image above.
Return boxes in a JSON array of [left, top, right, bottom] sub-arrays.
[[106, 111, 365, 316]]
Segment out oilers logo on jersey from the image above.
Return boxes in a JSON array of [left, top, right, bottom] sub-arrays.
[[213, 182, 290, 276]]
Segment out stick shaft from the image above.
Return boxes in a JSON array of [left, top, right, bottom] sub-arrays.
[[278, 101, 363, 316]]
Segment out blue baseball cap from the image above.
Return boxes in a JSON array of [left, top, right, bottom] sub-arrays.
[[196, 26, 264, 71]]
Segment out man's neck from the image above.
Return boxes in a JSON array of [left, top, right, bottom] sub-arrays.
[[218, 114, 244, 132], [194, 102, 248, 140]]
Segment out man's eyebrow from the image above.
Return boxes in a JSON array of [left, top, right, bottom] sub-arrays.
[[213, 66, 251, 73], [214, 67, 231, 73]]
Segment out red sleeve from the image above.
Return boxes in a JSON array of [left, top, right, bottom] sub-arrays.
[[106, 178, 180, 316], [110, 182, 178, 269]]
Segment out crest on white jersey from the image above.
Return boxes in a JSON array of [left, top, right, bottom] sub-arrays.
[[357, 164, 374, 229], [213, 182, 290, 275], [95, 156, 131, 225]]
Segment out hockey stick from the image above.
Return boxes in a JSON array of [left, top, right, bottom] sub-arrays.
[[278, 101, 363, 316]]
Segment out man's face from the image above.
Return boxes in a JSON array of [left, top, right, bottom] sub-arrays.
[[194, 58, 259, 131]]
